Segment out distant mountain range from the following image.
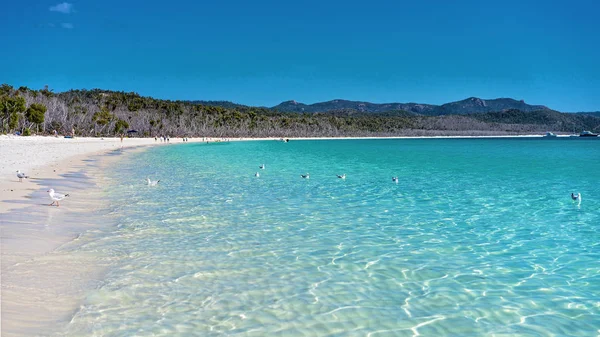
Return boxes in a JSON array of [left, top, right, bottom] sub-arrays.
[[271, 97, 553, 115], [189, 100, 250, 110], [192, 97, 566, 115], [190, 97, 600, 116]]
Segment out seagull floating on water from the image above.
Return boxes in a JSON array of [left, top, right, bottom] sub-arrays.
[[392, 177, 399, 183], [259, 164, 265, 170], [336, 174, 346, 180], [47, 188, 69, 207], [16, 170, 29, 182], [255, 172, 260, 177], [301, 173, 310, 179], [146, 177, 160, 186], [571, 192, 581, 203]]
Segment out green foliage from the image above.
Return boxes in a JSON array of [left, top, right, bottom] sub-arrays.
[[1, 95, 26, 131], [9, 111, 19, 129], [468, 109, 600, 132], [114, 119, 129, 134], [22, 128, 31, 136], [26, 103, 47, 124], [0, 83, 13, 96], [40, 85, 54, 98], [92, 107, 114, 125], [0, 96, 26, 114], [2, 84, 600, 137], [128, 97, 144, 111]]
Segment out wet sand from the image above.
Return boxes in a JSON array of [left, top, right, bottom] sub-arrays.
[[0, 149, 132, 336], [1, 136, 241, 335], [1, 136, 195, 213]]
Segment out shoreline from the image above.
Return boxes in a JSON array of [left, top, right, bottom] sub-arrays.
[[0, 133, 585, 335], [0, 135, 182, 335], [1, 136, 193, 213], [1, 149, 126, 336], [0, 133, 582, 213]]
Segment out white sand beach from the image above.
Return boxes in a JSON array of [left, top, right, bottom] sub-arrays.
[[0, 135, 228, 213], [0, 135, 201, 335], [1, 136, 159, 208], [0, 134, 289, 335]]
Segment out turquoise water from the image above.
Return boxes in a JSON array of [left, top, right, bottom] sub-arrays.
[[66, 139, 599, 336]]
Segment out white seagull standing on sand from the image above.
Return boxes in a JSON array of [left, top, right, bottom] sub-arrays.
[[16, 170, 29, 182], [47, 188, 69, 207], [301, 173, 310, 179], [147, 177, 160, 186], [259, 164, 265, 170], [337, 174, 346, 180]]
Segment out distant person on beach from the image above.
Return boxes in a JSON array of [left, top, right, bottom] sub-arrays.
[[71, 128, 75, 138]]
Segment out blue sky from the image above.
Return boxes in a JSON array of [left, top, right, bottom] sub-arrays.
[[2, 0, 599, 111]]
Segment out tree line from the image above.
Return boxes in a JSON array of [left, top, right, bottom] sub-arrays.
[[1, 84, 599, 137]]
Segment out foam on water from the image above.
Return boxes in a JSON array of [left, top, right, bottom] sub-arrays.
[[64, 139, 599, 336]]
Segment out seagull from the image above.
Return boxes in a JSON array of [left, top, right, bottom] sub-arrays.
[[301, 173, 310, 179], [336, 174, 346, 180], [255, 172, 260, 177], [47, 188, 69, 207], [259, 164, 265, 170], [392, 177, 399, 183], [571, 193, 581, 203], [146, 177, 160, 186], [16, 170, 29, 182]]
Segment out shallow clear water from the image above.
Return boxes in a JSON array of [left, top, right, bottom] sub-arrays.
[[66, 138, 599, 336]]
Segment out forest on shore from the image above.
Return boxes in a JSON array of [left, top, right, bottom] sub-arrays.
[[2, 84, 599, 137]]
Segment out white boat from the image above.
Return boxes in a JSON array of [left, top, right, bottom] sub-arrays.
[[543, 132, 557, 138]]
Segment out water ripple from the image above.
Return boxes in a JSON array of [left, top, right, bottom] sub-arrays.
[[63, 139, 600, 336]]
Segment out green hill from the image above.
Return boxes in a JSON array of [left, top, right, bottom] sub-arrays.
[[2, 84, 599, 137]]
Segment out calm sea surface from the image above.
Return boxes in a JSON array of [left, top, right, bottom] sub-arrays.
[[64, 138, 599, 336]]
